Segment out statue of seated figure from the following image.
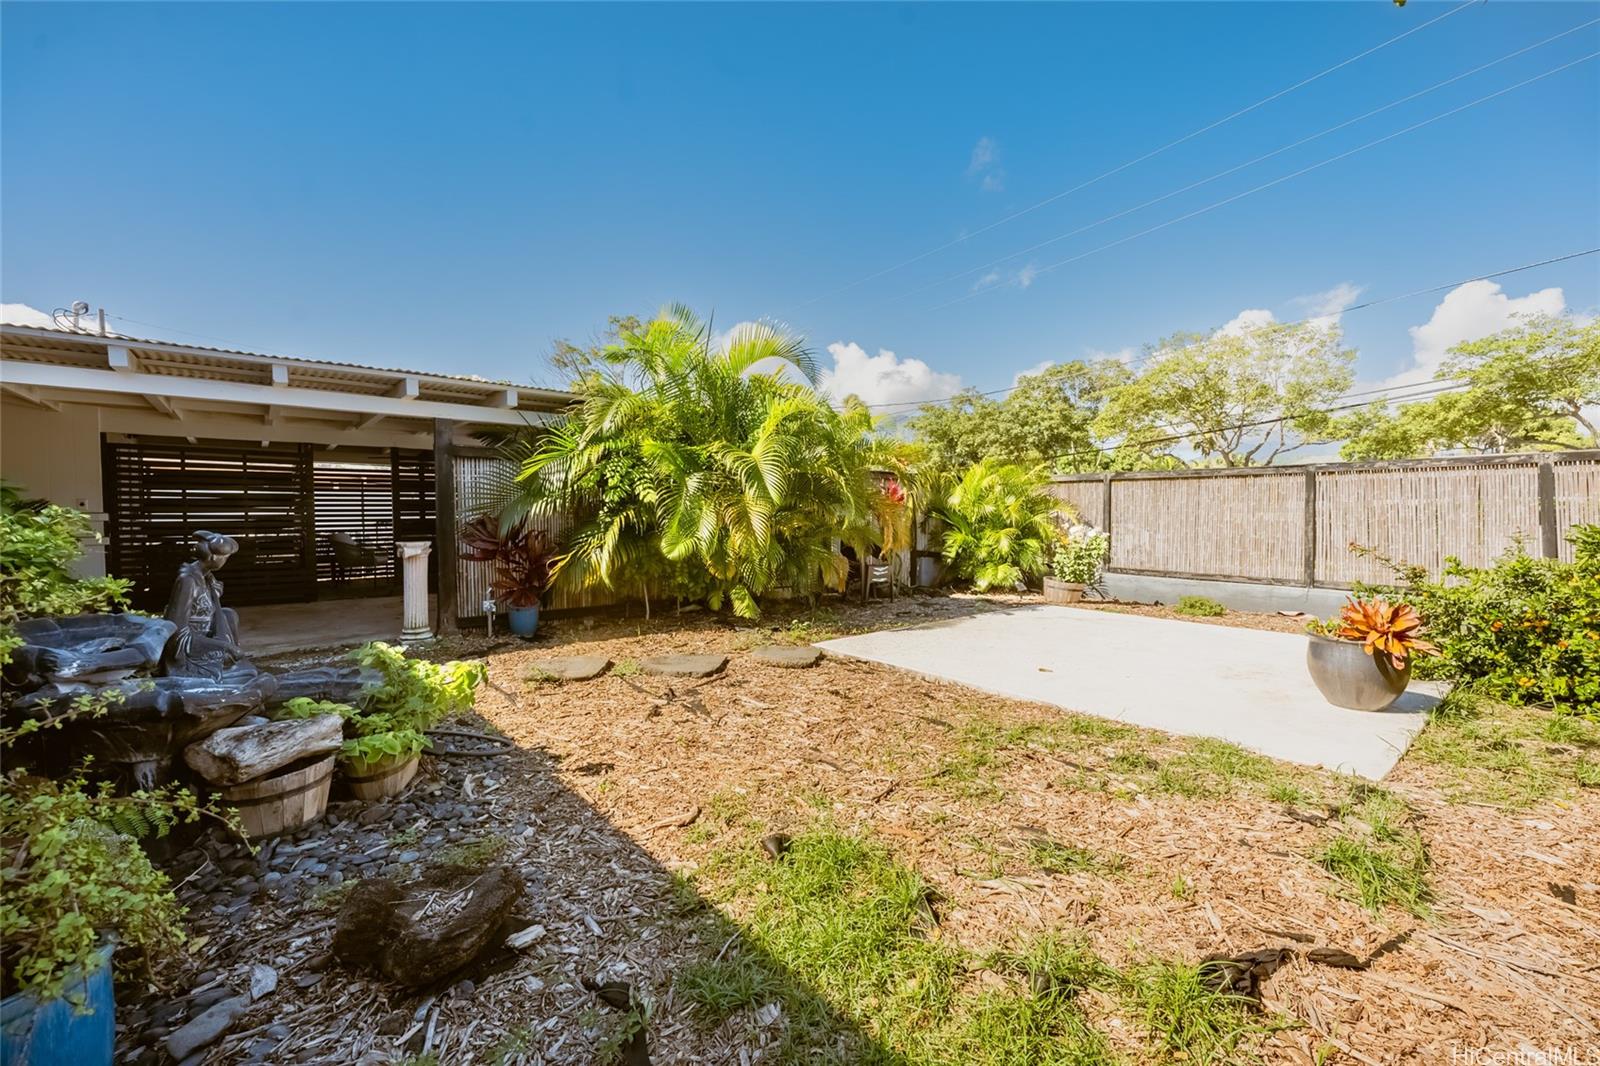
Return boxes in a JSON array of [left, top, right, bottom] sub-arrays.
[[162, 530, 249, 678]]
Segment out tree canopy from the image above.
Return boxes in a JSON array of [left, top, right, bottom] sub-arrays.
[[907, 359, 1130, 473], [1091, 321, 1356, 467], [1339, 314, 1599, 460]]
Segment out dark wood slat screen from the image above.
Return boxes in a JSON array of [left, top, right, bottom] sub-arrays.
[[391, 449, 437, 590], [103, 439, 316, 610]]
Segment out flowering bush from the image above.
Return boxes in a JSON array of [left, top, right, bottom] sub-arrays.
[[1359, 526, 1600, 714], [1049, 529, 1109, 587]]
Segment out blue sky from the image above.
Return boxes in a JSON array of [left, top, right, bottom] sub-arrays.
[[3, 1, 1597, 407]]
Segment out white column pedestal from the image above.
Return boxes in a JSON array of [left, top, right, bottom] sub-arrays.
[[396, 540, 435, 642]]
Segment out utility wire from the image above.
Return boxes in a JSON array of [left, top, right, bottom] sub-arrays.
[[899, 18, 1600, 303], [864, 247, 1600, 410], [932, 52, 1600, 312], [788, 0, 1485, 313]]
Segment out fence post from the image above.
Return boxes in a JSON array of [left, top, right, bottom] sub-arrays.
[[1537, 460, 1559, 559], [1302, 466, 1318, 587], [1100, 473, 1113, 537]]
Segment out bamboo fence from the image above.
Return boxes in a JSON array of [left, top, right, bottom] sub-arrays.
[[1047, 452, 1600, 589]]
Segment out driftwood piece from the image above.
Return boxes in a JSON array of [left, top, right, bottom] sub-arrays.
[[331, 864, 524, 988], [184, 714, 344, 785]]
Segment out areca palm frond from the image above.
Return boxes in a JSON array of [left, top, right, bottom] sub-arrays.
[[485, 305, 882, 618], [930, 459, 1060, 592]]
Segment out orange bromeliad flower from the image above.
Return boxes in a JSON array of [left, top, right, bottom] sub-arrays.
[[1335, 597, 1438, 670]]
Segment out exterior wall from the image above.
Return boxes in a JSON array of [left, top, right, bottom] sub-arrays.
[[1, 400, 107, 576]]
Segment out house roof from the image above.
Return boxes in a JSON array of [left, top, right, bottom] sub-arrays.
[[0, 322, 576, 441]]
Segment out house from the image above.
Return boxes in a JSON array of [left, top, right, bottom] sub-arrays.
[[0, 321, 575, 633]]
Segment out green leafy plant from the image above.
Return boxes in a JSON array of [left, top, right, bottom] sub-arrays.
[[1354, 528, 1600, 712], [0, 485, 130, 666], [1048, 530, 1109, 587], [458, 516, 556, 609], [275, 645, 485, 766], [0, 701, 237, 1002], [933, 461, 1060, 592], [1174, 595, 1225, 617], [483, 307, 921, 618]]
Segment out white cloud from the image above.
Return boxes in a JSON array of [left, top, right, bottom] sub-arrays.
[[1387, 280, 1567, 386], [1293, 281, 1364, 330], [1015, 263, 1038, 289], [819, 341, 962, 407], [1, 303, 55, 328], [966, 136, 1004, 192], [971, 270, 1001, 293], [1218, 308, 1276, 336], [1012, 360, 1054, 384]]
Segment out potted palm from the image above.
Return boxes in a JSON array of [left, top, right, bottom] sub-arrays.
[[1305, 596, 1436, 711], [460, 517, 555, 638], [1044, 528, 1109, 605]]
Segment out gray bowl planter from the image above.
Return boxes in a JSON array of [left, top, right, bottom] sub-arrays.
[[1305, 632, 1412, 711]]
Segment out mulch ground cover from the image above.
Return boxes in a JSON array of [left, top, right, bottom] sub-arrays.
[[122, 593, 1599, 1064]]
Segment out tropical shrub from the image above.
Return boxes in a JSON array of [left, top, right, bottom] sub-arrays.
[[1307, 596, 1436, 670], [0, 485, 129, 666], [0, 707, 229, 1002], [486, 307, 910, 618], [1174, 595, 1225, 617], [1049, 529, 1109, 587], [932, 461, 1059, 592], [276, 643, 486, 764], [459, 516, 556, 609], [1361, 528, 1600, 713]]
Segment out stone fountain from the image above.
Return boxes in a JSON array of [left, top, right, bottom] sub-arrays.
[[5, 531, 374, 788]]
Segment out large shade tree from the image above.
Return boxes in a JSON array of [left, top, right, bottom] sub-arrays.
[[1339, 314, 1599, 460], [488, 307, 911, 617], [908, 359, 1131, 473], [1092, 320, 1356, 467]]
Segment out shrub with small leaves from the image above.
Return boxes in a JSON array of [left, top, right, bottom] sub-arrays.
[[1174, 596, 1225, 618], [1357, 527, 1600, 714], [0, 486, 130, 667]]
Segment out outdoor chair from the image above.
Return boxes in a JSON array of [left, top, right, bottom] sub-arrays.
[[330, 532, 383, 587]]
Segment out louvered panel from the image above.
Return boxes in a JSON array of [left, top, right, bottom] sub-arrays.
[[103, 438, 315, 609], [311, 459, 397, 589]]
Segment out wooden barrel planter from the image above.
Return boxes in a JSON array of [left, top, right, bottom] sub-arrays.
[[343, 752, 421, 801], [221, 755, 334, 838], [1042, 577, 1085, 605]]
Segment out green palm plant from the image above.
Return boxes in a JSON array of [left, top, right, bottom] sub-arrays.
[[488, 306, 877, 618], [931, 460, 1059, 592]]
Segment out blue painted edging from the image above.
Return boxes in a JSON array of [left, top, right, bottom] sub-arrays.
[[0, 944, 115, 1066]]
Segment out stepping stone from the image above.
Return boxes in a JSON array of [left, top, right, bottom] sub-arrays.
[[640, 653, 728, 678], [751, 645, 822, 669], [524, 656, 611, 682]]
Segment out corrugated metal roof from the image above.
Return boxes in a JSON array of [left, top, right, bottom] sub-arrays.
[[0, 322, 576, 403]]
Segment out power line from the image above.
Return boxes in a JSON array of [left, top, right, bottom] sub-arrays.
[[863, 247, 1600, 410], [898, 17, 1600, 303], [788, 0, 1485, 313], [932, 51, 1600, 312]]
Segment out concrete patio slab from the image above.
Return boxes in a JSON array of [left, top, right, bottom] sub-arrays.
[[238, 596, 433, 656], [818, 605, 1439, 780]]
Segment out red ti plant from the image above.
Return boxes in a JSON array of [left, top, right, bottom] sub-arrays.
[[1333, 596, 1437, 670], [459, 516, 556, 609]]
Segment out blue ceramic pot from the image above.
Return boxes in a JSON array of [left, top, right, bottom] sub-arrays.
[[1, 943, 115, 1066], [507, 605, 540, 638]]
